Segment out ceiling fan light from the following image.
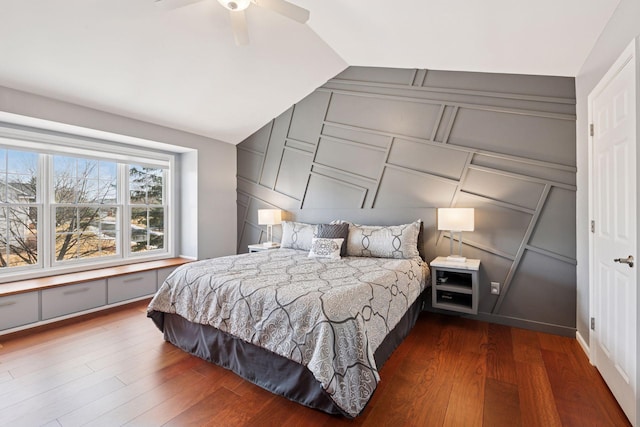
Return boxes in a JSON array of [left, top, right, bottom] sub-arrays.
[[217, 0, 251, 11]]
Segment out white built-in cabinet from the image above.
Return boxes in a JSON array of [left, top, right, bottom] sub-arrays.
[[42, 279, 107, 320], [0, 292, 39, 331], [107, 271, 156, 304], [0, 260, 186, 333]]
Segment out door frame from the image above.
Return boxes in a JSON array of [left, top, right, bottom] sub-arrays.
[[588, 37, 639, 425]]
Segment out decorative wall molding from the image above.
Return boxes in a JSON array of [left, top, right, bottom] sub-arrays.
[[237, 67, 577, 334]]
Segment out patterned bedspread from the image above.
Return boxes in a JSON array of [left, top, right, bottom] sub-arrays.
[[147, 248, 428, 416]]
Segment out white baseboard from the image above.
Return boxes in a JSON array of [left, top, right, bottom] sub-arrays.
[[576, 330, 591, 363]]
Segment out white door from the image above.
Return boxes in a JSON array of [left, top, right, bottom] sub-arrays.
[[589, 39, 637, 427]]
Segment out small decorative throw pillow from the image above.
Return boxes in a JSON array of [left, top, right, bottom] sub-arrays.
[[308, 238, 344, 259], [316, 223, 349, 257]]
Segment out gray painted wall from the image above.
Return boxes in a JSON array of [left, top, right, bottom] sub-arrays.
[[0, 85, 237, 260], [237, 67, 577, 336], [576, 0, 640, 348]]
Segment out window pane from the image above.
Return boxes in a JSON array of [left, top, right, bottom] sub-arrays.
[[8, 207, 38, 267], [0, 148, 39, 271], [150, 207, 164, 250], [131, 207, 164, 253], [54, 156, 116, 204], [7, 173, 36, 201], [55, 232, 78, 261], [78, 207, 99, 230], [99, 209, 118, 239], [129, 165, 163, 204], [83, 179, 101, 203], [131, 207, 147, 252], [77, 232, 112, 259], [55, 206, 118, 261], [54, 158, 76, 203], [56, 207, 77, 231], [0, 208, 36, 268], [99, 180, 117, 204], [1, 150, 37, 203], [82, 159, 99, 180], [7, 150, 38, 175], [99, 161, 117, 181], [97, 208, 118, 256]]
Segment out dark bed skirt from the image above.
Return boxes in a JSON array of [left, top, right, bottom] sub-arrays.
[[148, 293, 425, 418]]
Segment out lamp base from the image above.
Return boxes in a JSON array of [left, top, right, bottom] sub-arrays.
[[446, 255, 467, 263], [262, 241, 279, 248]]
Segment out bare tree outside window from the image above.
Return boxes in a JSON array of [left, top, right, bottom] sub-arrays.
[[53, 156, 118, 262]]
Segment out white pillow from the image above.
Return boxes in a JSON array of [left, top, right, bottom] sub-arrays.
[[281, 221, 317, 251], [308, 237, 344, 259]]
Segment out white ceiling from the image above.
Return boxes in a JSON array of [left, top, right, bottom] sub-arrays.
[[0, 0, 620, 145]]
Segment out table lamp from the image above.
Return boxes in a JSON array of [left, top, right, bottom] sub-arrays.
[[258, 209, 282, 247], [437, 208, 474, 262]]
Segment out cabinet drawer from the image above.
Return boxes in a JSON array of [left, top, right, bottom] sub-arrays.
[[108, 271, 156, 304], [42, 279, 107, 320], [157, 267, 178, 290], [0, 292, 39, 330]]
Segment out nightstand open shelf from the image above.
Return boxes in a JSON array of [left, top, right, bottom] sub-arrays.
[[430, 257, 480, 314]]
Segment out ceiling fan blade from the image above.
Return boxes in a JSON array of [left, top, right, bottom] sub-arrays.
[[155, 0, 204, 10], [253, 0, 309, 24], [230, 10, 250, 46]]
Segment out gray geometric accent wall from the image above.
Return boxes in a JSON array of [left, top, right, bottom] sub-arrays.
[[237, 67, 577, 336]]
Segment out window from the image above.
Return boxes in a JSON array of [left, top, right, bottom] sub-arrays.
[[0, 143, 172, 277], [53, 156, 119, 262], [129, 165, 165, 254], [0, 149, 39, 268]]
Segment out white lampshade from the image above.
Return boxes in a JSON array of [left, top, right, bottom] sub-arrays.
[[258, 209, 282, 226], [437, 208, 474, 232]]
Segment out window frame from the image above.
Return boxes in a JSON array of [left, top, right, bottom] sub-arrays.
[[127, 164, 169, 258], [0, 132, 175, 283]]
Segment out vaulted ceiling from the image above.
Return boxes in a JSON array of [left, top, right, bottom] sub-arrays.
[[0, 0, 620, 144]]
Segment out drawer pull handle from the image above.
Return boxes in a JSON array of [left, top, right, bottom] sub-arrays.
[[122, 277, 144, 283], [0, 301, 17, 308], [63, 287, 90, 295]]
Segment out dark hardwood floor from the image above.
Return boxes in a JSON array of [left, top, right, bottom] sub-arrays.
[[0, 300, 630, 426]]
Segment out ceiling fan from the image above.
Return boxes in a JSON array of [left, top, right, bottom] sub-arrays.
[[157, 0, 310, 46]]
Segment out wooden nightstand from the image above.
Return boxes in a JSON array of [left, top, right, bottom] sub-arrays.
[[248, 243, 281, 253], [430, 256, 480, 314]]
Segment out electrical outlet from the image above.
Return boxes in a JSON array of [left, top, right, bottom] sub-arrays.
[[490, 281, 500, 295]]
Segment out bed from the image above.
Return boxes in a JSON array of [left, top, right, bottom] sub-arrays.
[[147, 220, 428, 417]]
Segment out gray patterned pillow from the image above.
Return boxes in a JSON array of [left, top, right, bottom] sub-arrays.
[[316, 223, 349, 256], [346, 220, 421, 259], [308, 237, 343, 259], [280, 221, 317, 251]]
